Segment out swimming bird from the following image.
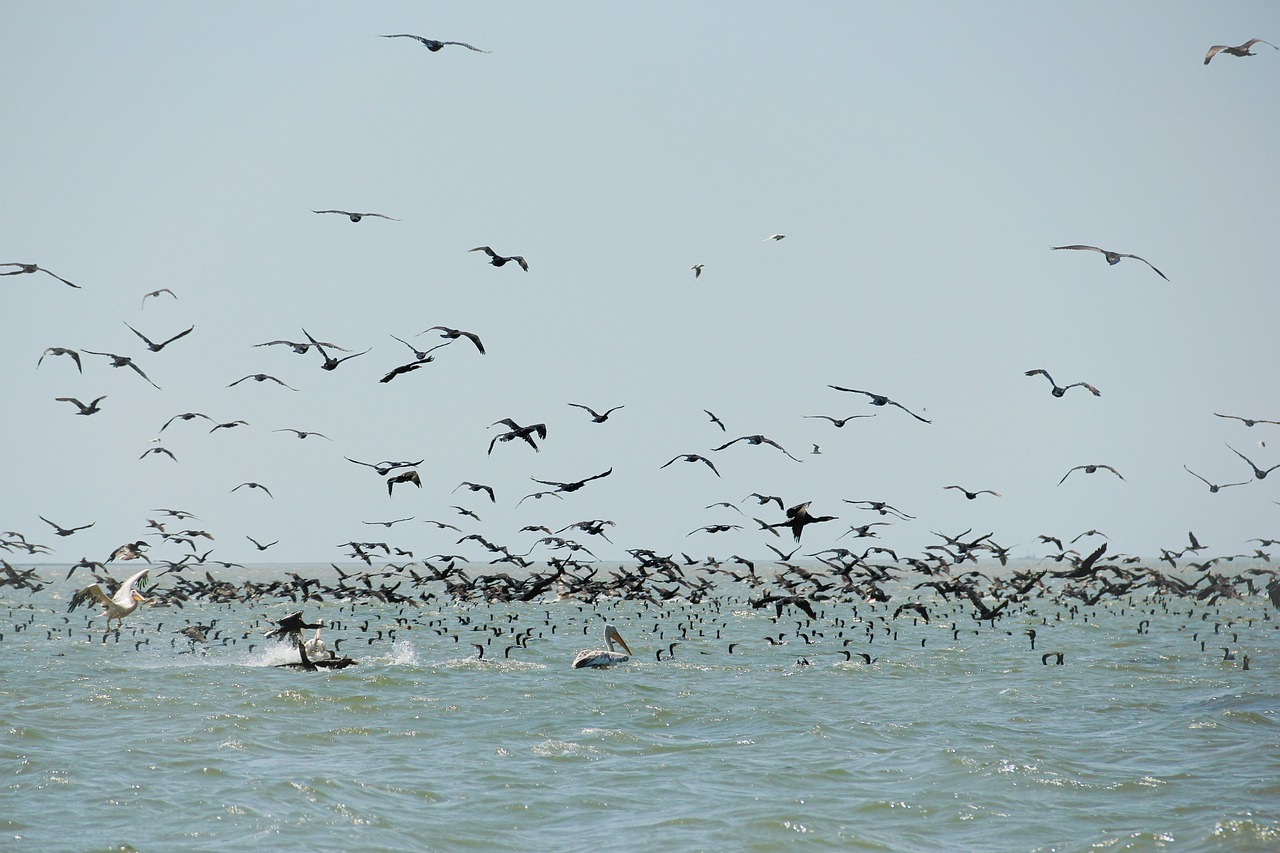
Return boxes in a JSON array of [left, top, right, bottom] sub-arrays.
[[1058, 464, 1124, 485], [568, 403, 624, 423], [828, 386, 931, 423], [124, 322, 194, 353], [80, 350, 162, 389], [1204, 38, 1277, 64], [1227, 444, 1280, 480], [229, 373, 297, 390], [571, 624, 632, 668], [312, 209, 400, 222], [1024, 369, 1100, 398], [380, 33, 489, 53], [470, 246, 528, 271], [56, 395, 106, 415], [661, 454, 720, 477], [1183, 465, 1249, 493], [943, 485, 1002, 500], [1050, 245, 1168, 281], [418, 326, 486, 354], [1, 262, 79, 288], [37, 347, 82, 372], [68, 568, 154, 631]]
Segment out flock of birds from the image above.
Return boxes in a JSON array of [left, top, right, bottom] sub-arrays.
[[3, 31, 1277, 674]]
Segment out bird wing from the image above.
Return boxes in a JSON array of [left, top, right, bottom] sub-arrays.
[[1204, 45, 1229, 64], [1051, 244, 1105, 254], [1116, 253, 1168, 281]]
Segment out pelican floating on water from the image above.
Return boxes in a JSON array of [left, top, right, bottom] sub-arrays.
[[69, 568, 154, 631], [572, 624, 632, 668]]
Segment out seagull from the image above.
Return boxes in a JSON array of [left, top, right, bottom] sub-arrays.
[[39, 516, 94, 537], [1024, 369, 1100, 398], [713, 434, 802, 462], [37, 347, 82, 372], [68, 568, 154, 631], [1050, 245, 1168, 281], [828, 386, 931, 423], [1, 262, 78, 288], [312, 209, 399, 222], [1204, 38, 1277, 65], [418, 325, 485, 354], [691, 263, 704, 279], [1058, 464, 1124, 486], [1227, 444, 1280, 480], [140, 288, 177, 307], [229, 373, 298, 390], [231, 482, 274, 498], [1183, 465, 1249, 493], [56, 395, 106, 416], [380, 33, 489, 53], [572, 624, 632, 668], [568, 403, 624, 423], [660, 454, 720, 477], [469, 246, 528, 271], [944, 485, 1002, 500], [80, 350, 162, 389], [124, 322, 194, 353]]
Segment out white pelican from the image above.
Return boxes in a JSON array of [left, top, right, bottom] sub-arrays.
[[572, 624, 633, 669], [69, 568, 154, 631], [303, 626, 325, 657]]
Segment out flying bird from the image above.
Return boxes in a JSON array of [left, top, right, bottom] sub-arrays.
[[1050, 245, 1168, 281], [469, 246, 528, 271], [140, 288, 177, 307], [80, 350, 162, 389], [124, 322, 194, 353], [139, 446, 178, 462], [254, 338, 349, 354], [161, 411, 214, 431], [39, 516, 94, 537], [530, 468, 612, 493], [453, 481, 496, 502], [767, 501, 838, 543], [1214, 413, 1280, 428], [805, 414, 875, 427], [68, 568, 154, 631], [660, 454, 720, 477], [704, 409, 727, 431], [37, 347, 82, 372], [56, 395, 106, 416], [1024, 369, 1100, 398], [229, 373, 298, 390], [828, 386, 931, 423], [274, 428, 331, 440], [246, 536, 278, 551], [346, 457, 423, 476], [302, 329, 370, 370], [1183, 466, 1249, 494], [1058, 464, 1124, 486], [1204, 38, 1277, 64], [764, 234, 786, 241], [691, 263, 704, 279], [231, 482, 273, 498], [1, 262, 78, 288], [312, 209, 399, 222], [418, 325, 486, 354], [943, 485, 1002, 500], [568, 403, 624, 423], [488, 419, 547, 454], [1227, 445, 1280, 480], [380, 33, 489, 53], [713, 434, 802, 462], [387, 470, 422, 496]]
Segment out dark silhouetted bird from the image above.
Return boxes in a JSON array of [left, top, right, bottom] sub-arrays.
[[1204, 38, 1277, 64], [1051, 245, 1168, 281], [1024, 369, 1099, 398], [1, 262, 78, 288], [828, 385, 930, 423], [380, 33, 489, 52], [470, 246, 528, 270], [312, 209, 399, 222]]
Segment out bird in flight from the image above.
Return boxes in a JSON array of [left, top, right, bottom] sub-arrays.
[[805, 414, 875, 427], [231, 482, 273, 498], [1, 262, 79, 288], [470, 246, 528, 271], [944, 485, 1002, 500], [488, 419, 547, 454], [37, 347, 82, 373], [274, 428, 331, 440], [1050, 245, 1168, 281], [388, 470, 422, 496], [704, 409, 727, 431], [139, 446, 178, 462], [229, 373, 298, 391], [419, 326, 486, 354], [828, 386, 931, 423], [1024, 369, 1100, 398], [568, 403, 624, 423], [530, 467, 613, 494], [768, 501, 838, 543], [1183, 466, 1248, 494], [1204, 38, 1277, 64], [1214, 413, 1280, 428], [303, 329, 370, 370], [660, 454, 720, 477], [255, 338, 349, 354], [81, 350, 162, 389], [380, 33, 489, 53], [39, 516, 95, 536], [453, 481, 497, 503], [141, 288, 177, 308], [56, 395, 107, 416], [1227, 445, 1280, 480], [161, 411, 214, 431], [1058, 464, 1124, 485], [124, 322, 194, 353], [713, 434, 802, 462], [764, 234, 786, 242], [313, 209, 400, 222]]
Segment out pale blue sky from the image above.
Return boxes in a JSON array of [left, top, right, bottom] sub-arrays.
[[3, 3, 1277, 566]]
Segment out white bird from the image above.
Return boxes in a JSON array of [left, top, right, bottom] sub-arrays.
[[572, 624, 633, 668], [303, 626, 325, 657], [69, 568, 154, 631]]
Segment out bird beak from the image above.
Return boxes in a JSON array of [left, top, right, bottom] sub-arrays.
[[612, 631, 632, 656]]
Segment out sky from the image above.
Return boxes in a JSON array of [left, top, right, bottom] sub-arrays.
[[3, 3, 1278, 568]]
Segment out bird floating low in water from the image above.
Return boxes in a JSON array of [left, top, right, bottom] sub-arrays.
[[572, 624, 632, 668]]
